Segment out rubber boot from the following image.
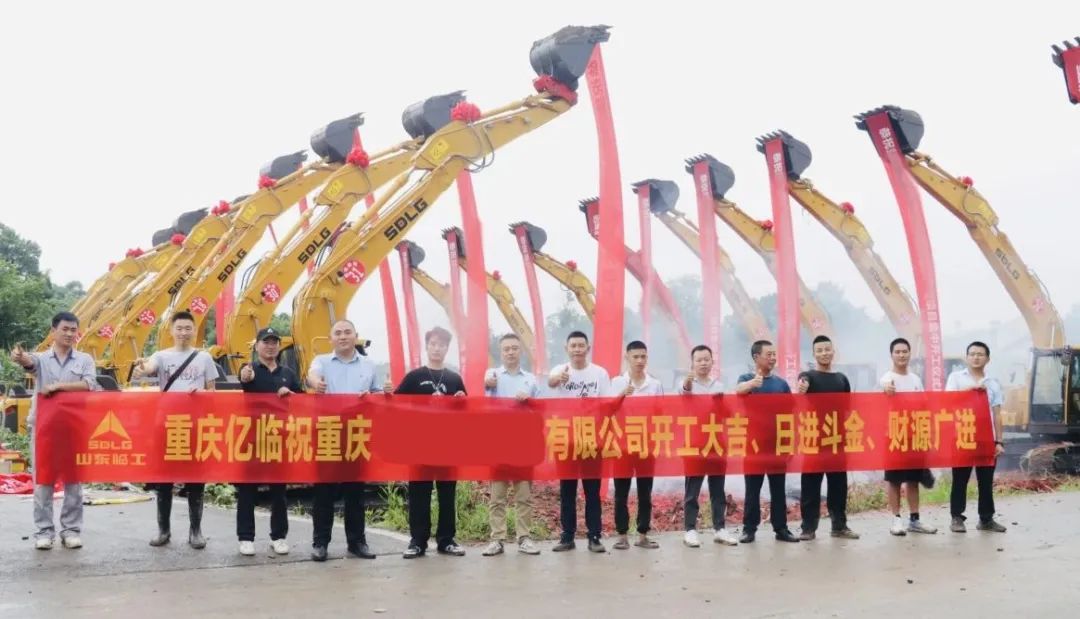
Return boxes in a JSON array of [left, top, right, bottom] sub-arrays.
[[187, 486, 207, 549], [149, 485, 172, 547]]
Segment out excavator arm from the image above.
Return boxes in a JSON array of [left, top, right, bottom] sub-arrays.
[[161, 116, 368, 350], [442, 226, 536, 357], [220, 134, 422, 371], [856, 106, 1065, 350], [510, 221, 596, 318], [290, 25, 607, 376], [699, 154, 835, 339]]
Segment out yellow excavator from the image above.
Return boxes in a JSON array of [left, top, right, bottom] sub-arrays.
[[644, 180, 773, 342], [218, 122, 422, 375], [441, 226, 536, 358], [855, 106, 1076, 443], [160, 116, 365, 351], [509, 221, 596, 317], [289, 25, 608, 378]]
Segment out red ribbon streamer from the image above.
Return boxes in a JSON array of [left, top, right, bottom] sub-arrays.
[[637, 185, 653, 347], [1060, 45, 1080, 104], [34, 391, 995, 483], [762, 139, 801, 388], [445, 230, 468, 365], [863, 114, 945, 390], [455, 171, 490, 395], [585, 47, 626, 375], [397, 244, 422, 370], [515, 227, 548, 374], [692, 162, 723, 379]]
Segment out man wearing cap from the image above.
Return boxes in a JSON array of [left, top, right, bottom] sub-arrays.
[[235, 327, 302, 557], [306, 319, 384, 562]]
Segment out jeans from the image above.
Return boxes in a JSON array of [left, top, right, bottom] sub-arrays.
[[951, 463, 996, 521], [312, 482, 366, 547], [408, 480, 457, 549], [743, 473, 788, 534], [800, 472, 849, 532], [31, 427, 83, 540], [684, 475, 726, 531], [236, 483, 288, 542], [559, 478, 601, 542], [613, 477, 654, 534]]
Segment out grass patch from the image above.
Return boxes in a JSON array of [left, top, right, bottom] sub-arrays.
[[203, 483, 236, 508]]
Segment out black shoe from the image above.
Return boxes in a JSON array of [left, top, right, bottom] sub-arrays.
[[552, 540, 576, 552], [311, 545, 328, 562], [739, 531, 756, 544], [775, 529, 800, 543], [587, 537, 606, 553], [437, 542, 466, 557], [347, 542, 376, 559], [402, 544, 426, 559]]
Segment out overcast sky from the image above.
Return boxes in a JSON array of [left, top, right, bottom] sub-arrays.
[[3, 1, 1079, 364]]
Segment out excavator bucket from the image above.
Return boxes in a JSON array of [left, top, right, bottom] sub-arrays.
[[509, 221, 548, 252], [755, 131, 812, 180], [683, 154, 735, 199], [578, 197, 600, 238], [151, 226, 175, 247], [854, 105, 924, 154], [631, 179, 681, 214], [441, 227, 466, 257], [397, 240, 426, 269], [1050, 37, 1080, 104], [402, 91, 466, 141], [259, 151, 307, 181], [310, 113, 365, 163], [174, 208, 208, 235], [529, 25, 611, 91]]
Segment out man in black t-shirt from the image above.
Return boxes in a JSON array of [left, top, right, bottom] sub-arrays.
[[796, 335, 859, 541], [394, 327, 466, 559], [236, 327, 302, 557]]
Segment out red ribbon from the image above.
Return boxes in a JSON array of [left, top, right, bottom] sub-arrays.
[[445, 230, 467, 360], [636, 185, 653, 347], [762, 138, 801, 388], [692, 162, 723, 379], [454, 172, 490, 395], [169, 233, 186, 246], [863, 113, 945, 389], [397, 244, 422, 370], [585, 46, 626, 375], [514, 226, 548, 374], [1060, 44, 1080, 104], [257, 175, 277, 189]]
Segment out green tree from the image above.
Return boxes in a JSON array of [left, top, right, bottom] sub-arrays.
[[0, 222, 42, 276]]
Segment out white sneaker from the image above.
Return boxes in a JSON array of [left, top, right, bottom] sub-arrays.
[[683, 530, 701, 548], [61, 536, 82, 549], [713, 528, 738, 546], [35, 537, 54, 550], [239, 541, 256, 556], [908, 520, 938, 535], [271, 539, 290, 555], [890, 516, 907, 536]]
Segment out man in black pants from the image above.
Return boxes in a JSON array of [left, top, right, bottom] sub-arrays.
[[796, 335, 859, 541], [734, 340, 799, 544], [395, 327, 467, 559], [236, 327, 301, 556]]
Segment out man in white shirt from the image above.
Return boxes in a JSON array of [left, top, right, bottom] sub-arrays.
[[482, 333, 541, 557], [548, 330, 610, 553], [609, 341, 663, 551], [132, 310, 219, 550], [946, 341, 1007, 534], [679, 344, 738, 547]]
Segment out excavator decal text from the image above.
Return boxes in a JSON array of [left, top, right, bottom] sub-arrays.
[[298, 228, 333, 264], [217, 249, 248, 283], [994, 248, 1021, 281], [383, 199, 429, 242], [167, 266, 196, 296], [869, 267, 893, 295]]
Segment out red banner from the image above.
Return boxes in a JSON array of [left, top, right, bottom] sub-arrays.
[[34, 391, 995, 483], [515, 227, 548, 374], [585, 46, 626, 375], [636, 184, 653, 347], [762, 138, 801, 388], [863, 113, 945, 390], [455, 171, 490, 395], [692, 161, 723, 379], [397, 244, 422, 370]]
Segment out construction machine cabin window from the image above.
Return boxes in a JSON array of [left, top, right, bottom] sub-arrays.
[[1031, 354, 1065, 407]]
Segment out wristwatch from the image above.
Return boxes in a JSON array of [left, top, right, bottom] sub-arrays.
[[994, 440, 1005, 447]]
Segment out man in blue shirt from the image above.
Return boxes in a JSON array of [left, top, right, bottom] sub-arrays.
[[946, 341, 1007, 533], [734, 340, 799, 544]]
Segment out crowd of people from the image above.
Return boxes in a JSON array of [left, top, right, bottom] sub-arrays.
[[13, 310, 1007, 560]]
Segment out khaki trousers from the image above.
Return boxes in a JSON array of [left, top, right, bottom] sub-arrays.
[[489, 480, 532, 542]]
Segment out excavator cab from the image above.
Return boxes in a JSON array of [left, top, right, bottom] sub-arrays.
[[529, 25, 611, 92], [755, 131, 812, 180], [684, 154, 735, 200], [631, 179, 681, 213], [1028, 347, 1079, 434], [854, 105, 925, 154], [1050, 37, 1080, 104]]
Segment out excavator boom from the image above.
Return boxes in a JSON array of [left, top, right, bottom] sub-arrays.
[[510, 221, 596, 318], [289, 25, 606, 377]]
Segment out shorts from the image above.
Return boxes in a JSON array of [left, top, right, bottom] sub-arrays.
[[884, 468, 930, 484]]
